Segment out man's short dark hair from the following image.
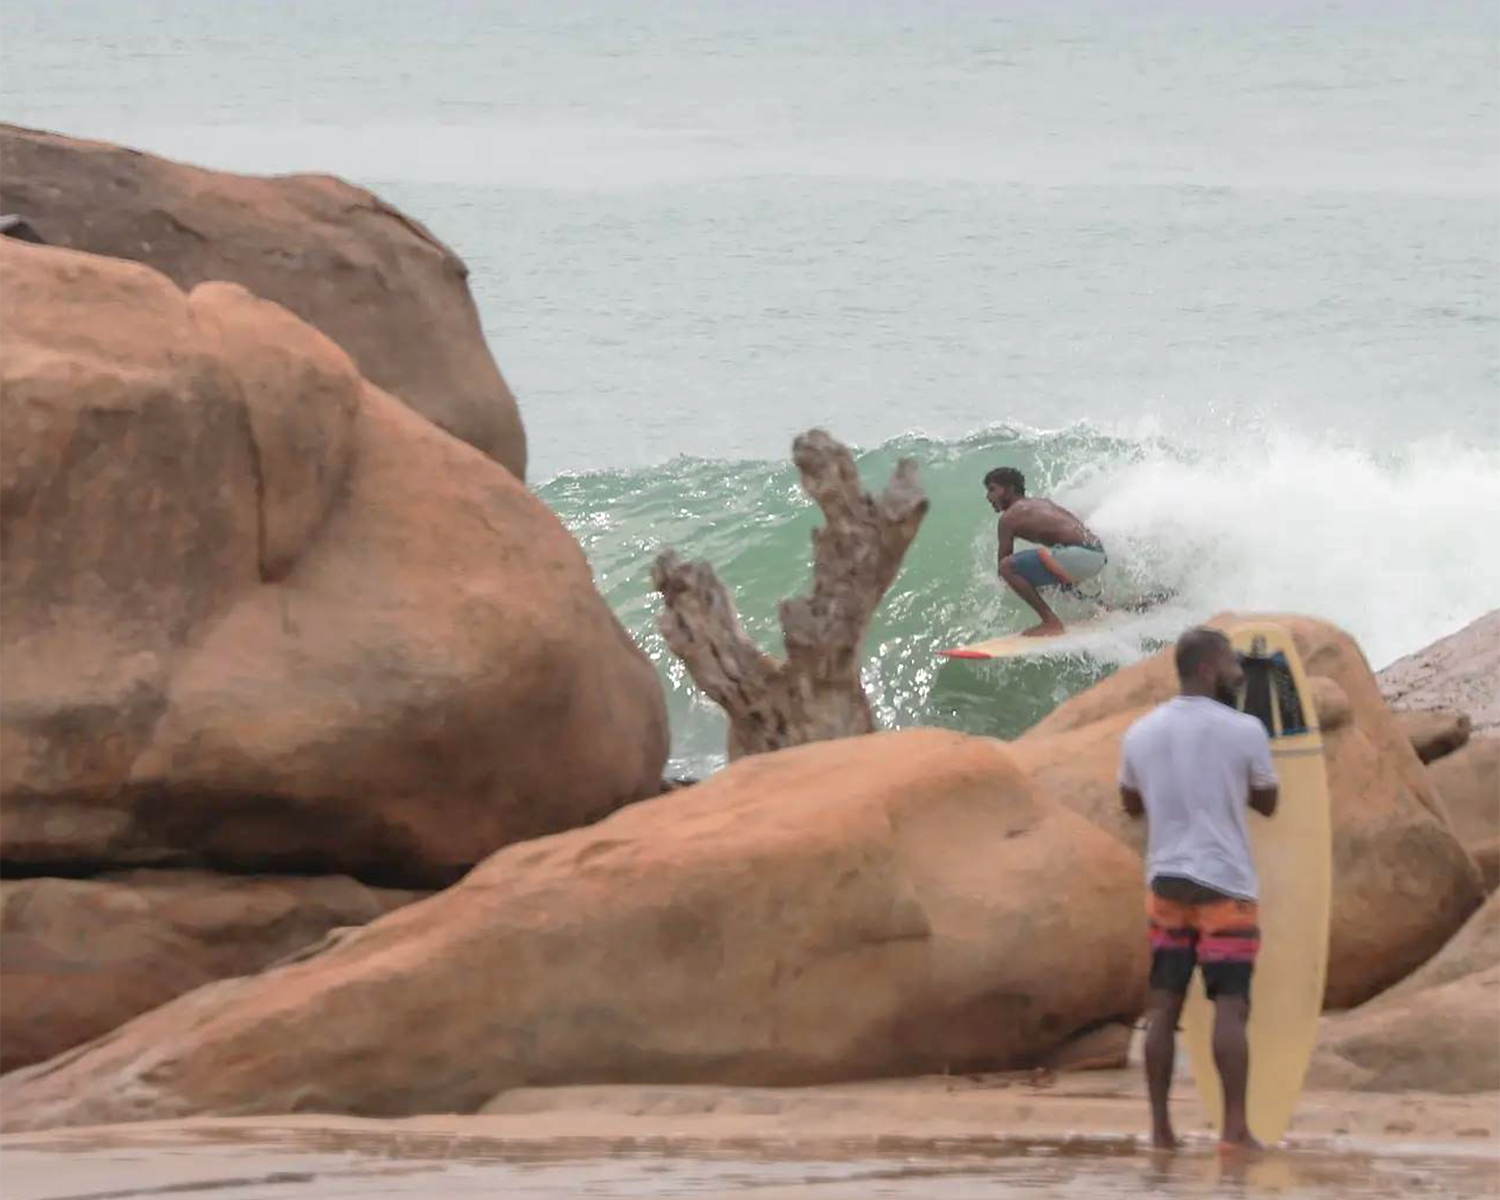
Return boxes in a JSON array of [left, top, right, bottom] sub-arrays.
[[983, 466, 1026, 495], [1175, 627, 1231, 682]]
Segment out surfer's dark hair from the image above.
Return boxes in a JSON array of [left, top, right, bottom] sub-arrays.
[[983, 467, 1025, 495], [1175, 627, 1231, 681]]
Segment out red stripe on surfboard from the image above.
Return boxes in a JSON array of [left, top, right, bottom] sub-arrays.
[[940, 649, 993, 659]]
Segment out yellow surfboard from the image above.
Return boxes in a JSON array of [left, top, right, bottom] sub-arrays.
[[1181, 620, 1332, 1144], [939, 611, 1134, 660]]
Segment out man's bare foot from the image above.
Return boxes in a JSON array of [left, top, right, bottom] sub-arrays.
[[1021, 621, 1066, 638], [1217, 1134, 1265, 1156], [1151, 1128, 1180, 1151]]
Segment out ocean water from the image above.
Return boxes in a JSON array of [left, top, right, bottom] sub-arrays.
[[544, 426, 1500, 774], [6, 1, 1498, 774]]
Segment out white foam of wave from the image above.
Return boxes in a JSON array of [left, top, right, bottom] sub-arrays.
[[1067, 431, 1500, 669]]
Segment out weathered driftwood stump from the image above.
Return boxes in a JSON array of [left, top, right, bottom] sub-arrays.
[[652, 429, 928, 760]]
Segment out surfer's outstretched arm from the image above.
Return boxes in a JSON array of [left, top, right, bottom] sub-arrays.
[[1066, 584, 1115, 612], [1079, 587, 1178, 616]]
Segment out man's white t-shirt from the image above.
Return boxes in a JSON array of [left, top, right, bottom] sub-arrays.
[[1118, 695, 1279, 901]]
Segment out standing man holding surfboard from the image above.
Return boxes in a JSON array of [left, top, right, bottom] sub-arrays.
[[983, 467, 1108, 637], [1118, 627, 1279, 1152]]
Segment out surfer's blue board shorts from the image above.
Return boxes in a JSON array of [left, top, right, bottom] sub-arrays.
[[1009, 545, 1107, 589]]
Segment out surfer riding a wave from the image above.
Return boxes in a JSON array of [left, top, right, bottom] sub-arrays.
[[984, 466, 1107, 637]]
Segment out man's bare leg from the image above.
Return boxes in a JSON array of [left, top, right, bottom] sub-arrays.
[[1212, 994, 1262, 1150], [1144, 988, 1185, 1150], [999, 558, 1065, 636]]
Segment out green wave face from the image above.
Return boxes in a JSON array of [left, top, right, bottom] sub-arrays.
[[539, 427, 1166, 777], [541, 423, 1500, 779]]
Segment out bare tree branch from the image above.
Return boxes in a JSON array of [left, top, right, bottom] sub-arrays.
[[652, 429, 928, 760]]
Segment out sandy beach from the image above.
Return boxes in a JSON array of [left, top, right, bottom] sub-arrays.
[[4, 1070, 1497, 1199]]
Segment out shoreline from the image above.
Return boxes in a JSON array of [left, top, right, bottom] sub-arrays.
[[3, 1072, 1496, 1199]]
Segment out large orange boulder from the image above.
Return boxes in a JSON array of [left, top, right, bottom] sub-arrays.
[[1427, 736, 1500, 859], [0, 871, 419, 1073], [1009, 613, 1484, 1008], [0, 240, 667, 886], [0, 124, 525, 476], [1393, 708, 1471, 764], [1375, 886, 1499, 1001], [1378, 609, 1500, 736], [1308, 967, 1500, 1094], [1471, 838, 1500, 894], [1309, 891, 1500, 1093], [0, 730, 1147, 1131]]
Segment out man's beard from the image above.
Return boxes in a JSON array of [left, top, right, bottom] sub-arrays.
[[1214, 681, 1241, 708]]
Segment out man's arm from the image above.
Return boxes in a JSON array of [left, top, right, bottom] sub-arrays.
[[996, 513, 1016, 571], [1249, 785, 1278, 817], [1247, 724, 1279, 817], [1119, 735, 1144, 818]]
